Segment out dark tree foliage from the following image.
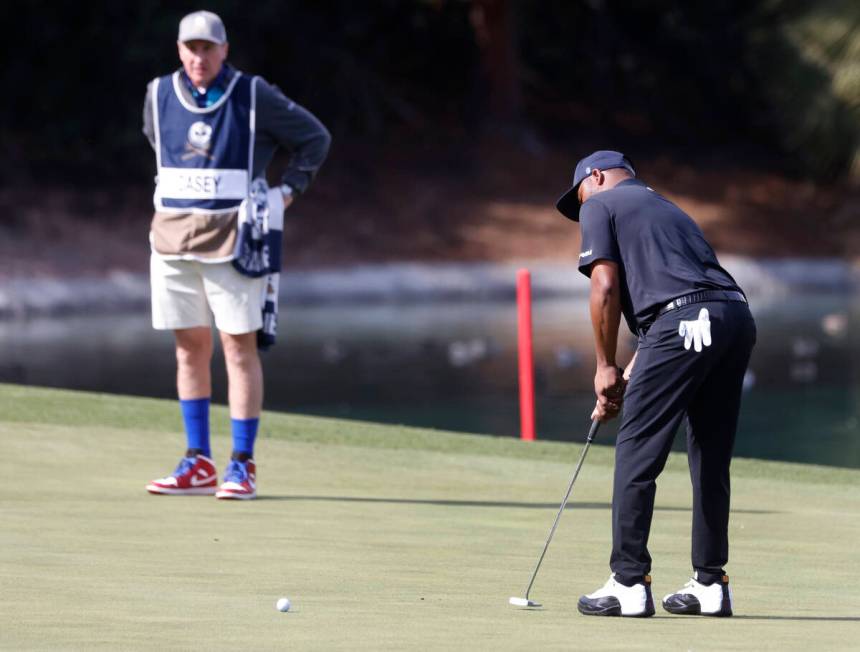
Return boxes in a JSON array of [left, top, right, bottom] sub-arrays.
[[0, 0, 856, 184]]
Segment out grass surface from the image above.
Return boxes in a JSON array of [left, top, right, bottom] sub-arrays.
[[2, 384, 859, 650]]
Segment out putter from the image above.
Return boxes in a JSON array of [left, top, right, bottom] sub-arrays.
[[509, 419, 601, 608]]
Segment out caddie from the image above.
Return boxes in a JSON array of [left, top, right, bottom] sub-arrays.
[[556, 151, 756, 617], [142, 10, 330, 500]]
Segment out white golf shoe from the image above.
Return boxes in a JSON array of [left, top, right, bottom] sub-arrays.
[[577, 574, 655, 617], [662, 574, 733, 617]]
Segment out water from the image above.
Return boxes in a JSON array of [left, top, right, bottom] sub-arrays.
[[1, 292, 858, 468]]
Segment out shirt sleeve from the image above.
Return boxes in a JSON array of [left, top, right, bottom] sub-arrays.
[[142, 80, 156, 151], [255, 78, 331, 195], [577, 198, 620, 277]]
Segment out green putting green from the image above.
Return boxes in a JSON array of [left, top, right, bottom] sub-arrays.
[[2, 384, 858, 650]]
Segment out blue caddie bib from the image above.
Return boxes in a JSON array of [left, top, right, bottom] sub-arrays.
[[152, 70, 257, 213]]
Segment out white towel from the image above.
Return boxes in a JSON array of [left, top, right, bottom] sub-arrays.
[[232, 179, 284, 350]]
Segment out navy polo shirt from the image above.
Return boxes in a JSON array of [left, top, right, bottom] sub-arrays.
[[578, 178, 742, 334]]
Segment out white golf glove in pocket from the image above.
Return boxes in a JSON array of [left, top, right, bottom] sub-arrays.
[[678, 308, 712, 352]]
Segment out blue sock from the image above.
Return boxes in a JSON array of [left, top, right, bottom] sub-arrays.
[[180, 398, 211, 458], [231, 417, 259, 458]]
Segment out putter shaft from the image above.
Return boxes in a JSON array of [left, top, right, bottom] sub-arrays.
[[519, 419, 600, 602]]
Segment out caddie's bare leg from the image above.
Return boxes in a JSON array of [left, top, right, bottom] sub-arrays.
[[220, 330, 263, 420], [175, 327, 213, 400]]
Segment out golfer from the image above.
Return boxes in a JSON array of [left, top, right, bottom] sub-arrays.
[[556, 151, 756, 617], [143, 10, 330, 499]]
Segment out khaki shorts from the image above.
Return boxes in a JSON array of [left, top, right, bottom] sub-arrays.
[[150, 255, 266, 334]]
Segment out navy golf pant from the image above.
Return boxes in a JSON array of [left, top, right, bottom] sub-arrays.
[[610, 300, 756, 586]]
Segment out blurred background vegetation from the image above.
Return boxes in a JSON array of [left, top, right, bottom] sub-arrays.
[[1, 0, 857, 186]]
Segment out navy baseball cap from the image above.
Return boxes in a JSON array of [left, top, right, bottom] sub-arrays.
[[556, 150, 635, 221]]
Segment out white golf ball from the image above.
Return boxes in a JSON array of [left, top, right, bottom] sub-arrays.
[[276, 597, 291, 612]]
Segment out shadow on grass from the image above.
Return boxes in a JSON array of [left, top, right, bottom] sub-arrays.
[[256, 495, 776, 513], [733, 615, 860, 622]]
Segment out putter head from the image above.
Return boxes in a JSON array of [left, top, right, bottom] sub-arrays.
[[509, 596, 541, 608]]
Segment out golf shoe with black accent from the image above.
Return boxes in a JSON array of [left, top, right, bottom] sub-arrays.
[[577, 574, 655, 617], [662, 574, 733, 616]]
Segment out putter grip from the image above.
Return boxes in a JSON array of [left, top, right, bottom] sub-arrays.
[[586, 419, 600, 443]]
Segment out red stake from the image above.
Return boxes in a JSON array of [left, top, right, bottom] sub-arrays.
[[517, 268, 536, 441]]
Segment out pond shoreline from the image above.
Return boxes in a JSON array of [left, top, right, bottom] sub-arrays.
[[1, 255, 857, 319]]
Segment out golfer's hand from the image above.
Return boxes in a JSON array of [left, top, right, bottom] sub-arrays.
[[623, 350, 638, 382], [281, 192, 294, 210], [593, 364, 625, 422]]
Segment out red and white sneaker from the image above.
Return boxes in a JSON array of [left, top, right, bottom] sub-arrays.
[[146, 454, 218, 495], [215, 459, 257, 500]]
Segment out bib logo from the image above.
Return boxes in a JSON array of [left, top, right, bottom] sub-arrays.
[[182, 121, 214, 161]]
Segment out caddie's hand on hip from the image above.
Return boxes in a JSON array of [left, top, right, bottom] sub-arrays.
[[261, 186, 289, 215], [277, 183, 294, 210], [678, 308, 712, 352]]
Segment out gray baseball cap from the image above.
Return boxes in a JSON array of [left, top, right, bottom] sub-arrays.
[[178, 10, 227, 44]]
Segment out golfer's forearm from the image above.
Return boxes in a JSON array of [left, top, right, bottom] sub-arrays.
[[589, 262, 622, 367], [590, 285, 620, 367]]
